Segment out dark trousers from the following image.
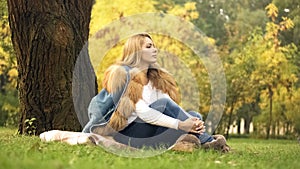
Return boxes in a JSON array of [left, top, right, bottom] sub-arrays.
[[113, 98, 213, 148]]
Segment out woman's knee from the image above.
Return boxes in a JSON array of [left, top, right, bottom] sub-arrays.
[[149, 98, 173, 112], [157, 98, 173, 105], [188, 111, 203, 120]]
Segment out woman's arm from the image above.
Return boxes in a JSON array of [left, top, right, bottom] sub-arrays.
[[135, 99, 179, 129], [136, 99, 205, 134]]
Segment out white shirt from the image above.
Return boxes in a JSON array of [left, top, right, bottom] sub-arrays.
[[129, 81, 180, 129]]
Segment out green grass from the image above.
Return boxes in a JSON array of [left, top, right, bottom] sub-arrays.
[[0, 127, 299, 169]]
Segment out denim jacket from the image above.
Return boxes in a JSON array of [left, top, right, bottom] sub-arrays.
[[82, 66, 130, 133]]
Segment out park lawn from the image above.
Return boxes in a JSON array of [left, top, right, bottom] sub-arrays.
[[0, 127, 299, 169]]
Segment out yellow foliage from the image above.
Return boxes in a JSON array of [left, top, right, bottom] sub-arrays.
[[206, 37, 216, 45], [0, 10, 16, 85], [89, 0, 215, 111], [265, 22, 279, 40], [168, 5, 186, 17], [184, 2, 197, 11], [0, 42, 9, 76], [265, 3, 278, 21], [280, 17, 294, 31], [168, 2, 199, 21], [2, 102, 16, 112], [89, 0, 157, 36], [264, 3, 294, 49], [290, 74, 298, 82], [190, 11, 199, 20], [8, 68, 18, 78]]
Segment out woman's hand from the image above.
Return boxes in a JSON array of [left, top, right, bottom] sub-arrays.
[[178, 117, 206, 134], [193, 118, 206, 134]]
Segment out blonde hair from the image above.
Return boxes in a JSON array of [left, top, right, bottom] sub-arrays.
[[99, 33, 181, 133], [120, 32, 155, 67]]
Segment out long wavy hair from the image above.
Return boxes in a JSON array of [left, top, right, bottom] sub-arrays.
[[98, 33, 180, 134]]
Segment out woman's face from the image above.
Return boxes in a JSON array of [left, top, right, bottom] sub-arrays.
[[140, 37, 157, 68]]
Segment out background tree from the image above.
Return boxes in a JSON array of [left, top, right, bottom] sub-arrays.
[[89, 0, 211, 113], [253, 4, 296, 139], [222, 46, 261, 138], [7, 0, 95, 135], [0, 0, 18, 127]]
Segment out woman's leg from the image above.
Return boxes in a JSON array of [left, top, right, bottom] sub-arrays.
[[149, 98, 214, 143], [114, 117, 184, 148], [187, 111, 203, 120]]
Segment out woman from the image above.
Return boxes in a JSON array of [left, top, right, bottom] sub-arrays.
[[90, 32, 229, 152]]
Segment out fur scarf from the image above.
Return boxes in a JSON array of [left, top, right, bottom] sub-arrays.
[[94, 64, 180, 135]]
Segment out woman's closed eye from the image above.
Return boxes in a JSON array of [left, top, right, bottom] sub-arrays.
[[145, 43, 155, 48]]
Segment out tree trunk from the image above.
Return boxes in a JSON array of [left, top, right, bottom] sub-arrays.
[[244, 116, 252, 134], [285, 122, 290, 135], [7, 0, 95, 135], [276, 120, 280, 136], [225, 100, 235, 139], [237, 118, 241, 135], [266, 85, 273, 139]]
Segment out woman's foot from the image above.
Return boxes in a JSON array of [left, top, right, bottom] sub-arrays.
[[170, 134, 201, 152], [201, 135, 230, 153]]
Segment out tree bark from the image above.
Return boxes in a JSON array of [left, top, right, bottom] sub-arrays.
[[237, 118, 241, 135], [225, 99, 235, 139], [7, 0, 95, 134], [225, 108, 233, 139], [266, 85, 273, 139], [244, 116, 252, 134]]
